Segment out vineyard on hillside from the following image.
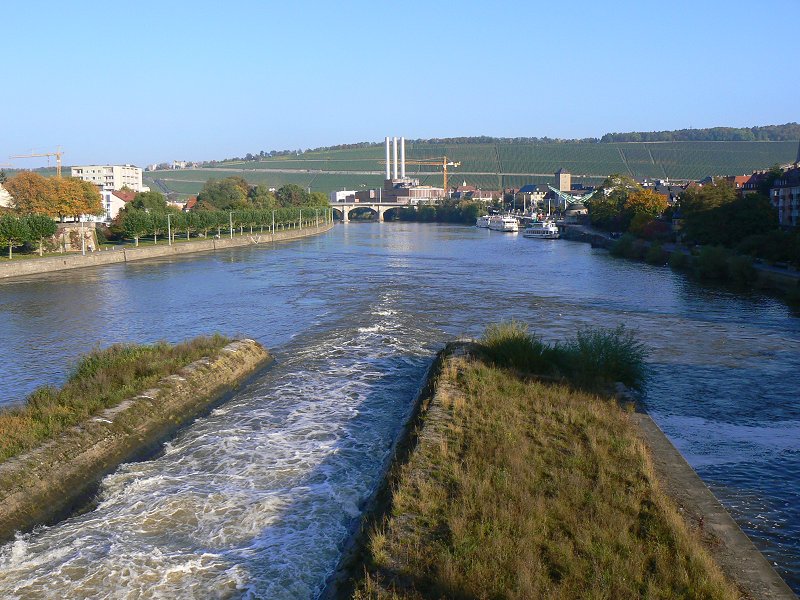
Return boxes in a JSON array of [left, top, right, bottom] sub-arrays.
[[146, 140, 798, 197]]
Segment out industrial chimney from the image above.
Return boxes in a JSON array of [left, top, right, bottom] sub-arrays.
[[392, 137, 398, 180], [385, 137, 391, 179], [400, 137, 406, 179]]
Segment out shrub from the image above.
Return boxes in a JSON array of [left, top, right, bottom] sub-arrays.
[[558, 325, 649, 392], [668, 251, 691, 270], [481, 322, 648, 392], [727, 255, 757, 286], [645, 243, 667, 265], [693, 245, 730, 280], [481, 321, 553, 375], [610, 233, 635, 257]]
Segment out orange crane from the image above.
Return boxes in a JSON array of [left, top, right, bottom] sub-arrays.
[[380, 156, 461, 195], [10, 147, 64, 177]]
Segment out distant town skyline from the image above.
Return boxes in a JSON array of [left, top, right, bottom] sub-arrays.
[[2, 0, 797, 169]]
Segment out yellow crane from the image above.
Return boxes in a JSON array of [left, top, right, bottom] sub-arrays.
[[10, 147, 64, 177], [380, 156, 461, 195]]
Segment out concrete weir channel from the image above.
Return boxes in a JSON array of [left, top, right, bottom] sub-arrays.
[[0, 339, 273, 544]]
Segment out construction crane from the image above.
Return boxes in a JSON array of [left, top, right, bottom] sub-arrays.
[[380, 156, 461, 194], [10, 147, 64, 177]]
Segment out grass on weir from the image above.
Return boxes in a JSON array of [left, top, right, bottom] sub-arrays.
[[354, 323, 737, 599], [0, 335, 231, 463]]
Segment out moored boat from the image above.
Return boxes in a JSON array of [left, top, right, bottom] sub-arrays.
[[522, 220, 560, 239], [476, 215, 491, 228], [488, 215, 519, 232]]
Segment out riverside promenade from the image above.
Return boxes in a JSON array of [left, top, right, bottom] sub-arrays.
[[0, 221, 334, 280]]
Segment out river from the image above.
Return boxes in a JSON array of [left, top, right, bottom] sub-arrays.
[[0, 223, 798, 597]]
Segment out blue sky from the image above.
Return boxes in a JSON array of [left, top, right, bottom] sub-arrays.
[[1, 0, 797, 167]]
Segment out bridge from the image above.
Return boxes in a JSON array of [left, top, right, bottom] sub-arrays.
[[330, 201, 414, 222]]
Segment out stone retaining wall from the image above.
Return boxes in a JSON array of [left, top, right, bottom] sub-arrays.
[[0, 338, 273, 543], [0, 222, 333, 280]]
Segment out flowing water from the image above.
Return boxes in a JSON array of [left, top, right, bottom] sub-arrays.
[[0, 223, 798, 597]]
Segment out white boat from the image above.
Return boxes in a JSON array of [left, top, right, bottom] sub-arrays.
[[476, 215, 491, 228], [523, 220, 560, 239], [488, 215, 519, 232]]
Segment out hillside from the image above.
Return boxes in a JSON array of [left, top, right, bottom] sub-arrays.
[[146, 139, 799, 198]]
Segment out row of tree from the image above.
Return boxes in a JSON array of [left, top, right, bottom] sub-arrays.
[[0, 214, 59, 258], [1, 172, 103, 220], [119, 206, 329, 246]]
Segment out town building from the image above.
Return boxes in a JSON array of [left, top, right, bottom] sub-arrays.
[[452, 184, 495, 203], [771, 166, 800, 227], [555, 168, 571, 192], [515, 184, 549, 208], [71, 165, 149, 192], [99, 189, 135, 222], [330, 190, 357, 203]]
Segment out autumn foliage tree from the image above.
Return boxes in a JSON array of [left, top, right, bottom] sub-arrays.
[[3, 172, 103, 220], [3, 172, 54, 215]]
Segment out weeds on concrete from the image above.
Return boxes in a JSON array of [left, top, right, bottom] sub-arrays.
[[0, 334, 231, 463], [481, 321, 648, 392], [354, 357, 737, 599]]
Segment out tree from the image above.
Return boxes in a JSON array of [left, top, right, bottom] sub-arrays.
[[24, 214, 57, 256], [52, 178, 103, 220], [0, 170, 7, 184], [307, 191, 329, 207], [131, 190, 167, 212], [197, 178, 248, 209], [249, 185, 277, 209], [121, 209, 151, 246], [0, 214, 31, 259], [4, 172, 54, 215], [276, 184, 308, 207]]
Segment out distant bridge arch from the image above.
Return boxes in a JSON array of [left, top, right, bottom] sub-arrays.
[[329, 201, 411, 223]]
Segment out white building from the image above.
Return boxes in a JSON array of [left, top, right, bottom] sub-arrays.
[[71, 164, 149, 192], [330, 190, 356, 203], [0, 184, 13, 209]]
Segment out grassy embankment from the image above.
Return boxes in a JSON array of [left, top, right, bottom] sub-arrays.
[[353, 323, 738, 599], [0, 335, 231, 463]]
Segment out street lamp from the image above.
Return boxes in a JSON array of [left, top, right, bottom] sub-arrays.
[[167, 213, 172, 246]]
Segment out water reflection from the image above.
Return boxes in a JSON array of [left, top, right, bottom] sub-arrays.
[[0, 223, 797, 594]]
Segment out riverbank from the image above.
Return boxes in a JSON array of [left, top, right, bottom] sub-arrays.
[[0, 221, 333, 280], [336, 340, 795, 599], [561, 223, 800, 296], [0, 337, 272, 543]]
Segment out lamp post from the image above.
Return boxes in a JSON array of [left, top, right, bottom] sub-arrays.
[[81, 217, 85, 256], [272, 210, 275, 234], [167, 213, 172, 246], [229, 211, 233, 239]]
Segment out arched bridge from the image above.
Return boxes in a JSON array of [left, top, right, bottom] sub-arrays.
[[330, 202, 411, 223]]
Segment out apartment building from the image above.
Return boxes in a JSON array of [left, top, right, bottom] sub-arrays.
[[70, 164, 149, 192]]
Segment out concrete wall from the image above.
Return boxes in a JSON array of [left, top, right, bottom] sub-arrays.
[[0, 338, 273, 544], [0, 222, 334, 280]]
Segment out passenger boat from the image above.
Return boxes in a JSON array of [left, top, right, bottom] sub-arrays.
[[488, 215, 519, 232], [476, 215, 491, 228], [522, 220, 560, 239]]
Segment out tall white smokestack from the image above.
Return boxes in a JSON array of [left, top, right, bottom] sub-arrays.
[[400, 137, 406, 179], [384, 137, 391, 180], [392, 136, 398, 180]]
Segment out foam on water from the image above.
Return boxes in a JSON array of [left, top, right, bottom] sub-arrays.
[[0, 299, 436, 598]]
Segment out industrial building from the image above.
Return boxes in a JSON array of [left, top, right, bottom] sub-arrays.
[[373, 137, 445, 203]]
